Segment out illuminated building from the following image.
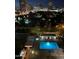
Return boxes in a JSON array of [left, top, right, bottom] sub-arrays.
[[48, 0, 55, 10], [19, 0, 32, 14], [19, 0, 27, 12]]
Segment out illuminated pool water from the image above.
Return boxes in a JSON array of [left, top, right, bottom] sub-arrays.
[[39, 42, 59, 49]]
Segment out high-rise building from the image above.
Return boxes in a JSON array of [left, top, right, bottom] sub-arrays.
[[48, 0, 55, 10], [19, 0, 27, 12], [19, 0, 33, 14]]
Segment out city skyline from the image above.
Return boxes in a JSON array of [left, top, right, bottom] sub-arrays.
[[15, 0, 64, 9]]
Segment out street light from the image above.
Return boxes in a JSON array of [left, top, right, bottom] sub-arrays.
[[25, 19, 30, 24], [53, 36, 56, 39], [31, 50, 35, 54], [36, 38, 39, 41], [42, 18, 46, 21], [31, 50, 38, 55], [48, 19, 51, 21], [18, 17, 21, 21]]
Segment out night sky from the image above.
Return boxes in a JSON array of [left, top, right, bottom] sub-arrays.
[[15, 0, 64, 9]]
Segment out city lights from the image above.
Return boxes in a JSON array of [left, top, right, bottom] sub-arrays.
[[15, 0, 64, 59]]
